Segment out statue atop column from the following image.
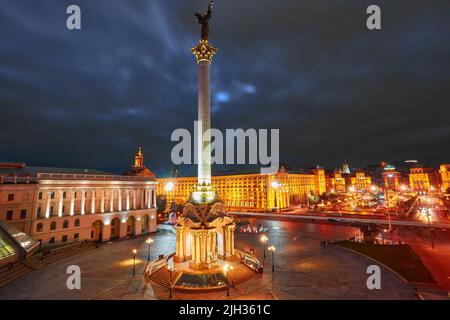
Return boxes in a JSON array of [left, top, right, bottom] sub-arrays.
[[195, 1, 214, 41]]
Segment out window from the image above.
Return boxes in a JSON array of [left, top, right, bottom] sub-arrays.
[[62, 205, 66, 214], [63, 191, 66, 199], [37, 207, 42, 218], [74, 233, 79, 240], [50, 192, 55, 199], [36, 223, 43, 232], [6, 210, 13, 220], [50, 221, 57, 230], [20, 209, 27, 219], [8, 194, 14, 201], [38, 192, 43, 200], [50, 206, 54, 215], [63, 220, 69, 229], [49, 237, 55, 244], [74, 192, 77, 198], [62, 235, 68, 242], [74, 219, 80, 227]]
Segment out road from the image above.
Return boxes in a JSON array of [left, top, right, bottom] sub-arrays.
[[231, 211, 450, 298], [229, 211, 450, 229]]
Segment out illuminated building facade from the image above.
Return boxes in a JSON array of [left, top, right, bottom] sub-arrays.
[[439, 164, 450, 192], [347, 171, 372, 192], [408, 167, 441, 193], [381, 164, 402, 192], [158, 167, 325, 212], [330, 171, 347, 193], [0, 150, 158, 244]]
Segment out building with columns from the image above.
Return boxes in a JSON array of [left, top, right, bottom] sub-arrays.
[[157, 166, 325, 212], [0, 149, 158, 244]]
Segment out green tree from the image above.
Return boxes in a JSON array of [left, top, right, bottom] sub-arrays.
[[157, 195, 167, 214]]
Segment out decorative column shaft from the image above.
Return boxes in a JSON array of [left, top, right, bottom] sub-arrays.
[[192, 40, 217, 187], [58, 191, 63, 217], [70, 191, 75, 216], [80, 190, 85, 215], [91, 190, 96, 214]]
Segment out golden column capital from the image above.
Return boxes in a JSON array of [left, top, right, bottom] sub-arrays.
[[192, 39, 217, 64]]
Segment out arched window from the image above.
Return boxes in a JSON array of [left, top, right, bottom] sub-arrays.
[[36, 223, 43, 232], [63, 220, 69, 229], [74, 219, 80, 227], [50, 221, 57, 230]]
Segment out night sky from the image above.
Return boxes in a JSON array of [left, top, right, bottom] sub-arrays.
[[1, 0, 449, 176]]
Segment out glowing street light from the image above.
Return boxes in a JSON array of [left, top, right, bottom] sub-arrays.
[[146, 238, 154, 262], [271, 180, 281, 212], [223, 263, 234, 296], [164, 181, 175, 192], [132, 249, 137, 276], [260, 235, 268, 258], [268, 245, 276, 272], [271, 180, 280, 189]]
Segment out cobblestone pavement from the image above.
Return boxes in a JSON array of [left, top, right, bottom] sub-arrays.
[[0, 219, 417, 300]]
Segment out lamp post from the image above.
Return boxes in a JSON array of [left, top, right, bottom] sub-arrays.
[[132, 249, 137, 276], [223, 263, 234, 297], [164, 182, 175, 216], [271, 180, 280, 212], [425, 208, 434, 249], [268, 245, 276, 272], [146, 238, 154, 262], [260, 235, 268, 259], [168, 265, 176, 299]]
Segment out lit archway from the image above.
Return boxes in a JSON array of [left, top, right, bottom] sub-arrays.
[[127, 216, 135, 236], [91, 220, 103, 241], [141, 214, 149, 233], [110, 217, 120, 239]]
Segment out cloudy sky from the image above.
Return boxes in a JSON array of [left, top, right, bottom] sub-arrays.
[[0, 0, 449, 176]]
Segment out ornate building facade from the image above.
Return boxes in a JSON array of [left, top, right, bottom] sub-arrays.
[[0, 148, 158, 244], [439, 164, 450, 192], [157, 167, 326, 212]]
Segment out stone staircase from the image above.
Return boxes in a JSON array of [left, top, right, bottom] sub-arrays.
[[148, 265, 182, 288], [0, 241, 97, 288], [229, 263, 258, 286], [0, 262, 34, 288]]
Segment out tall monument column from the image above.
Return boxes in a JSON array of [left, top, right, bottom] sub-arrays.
[[197, 60, 212, 186], [192, 1, 217, 192]]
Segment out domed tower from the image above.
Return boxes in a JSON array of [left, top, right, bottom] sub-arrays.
[[124, 146, 155, 178], [133, 146, 144, 169]]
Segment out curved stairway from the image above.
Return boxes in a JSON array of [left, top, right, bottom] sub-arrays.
[[229, 263, 258, 286], [147, 265, 182, 288]]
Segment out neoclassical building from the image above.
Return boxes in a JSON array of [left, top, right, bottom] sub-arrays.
[[0, 148, 158, 244], [157, 166, 326, 212]]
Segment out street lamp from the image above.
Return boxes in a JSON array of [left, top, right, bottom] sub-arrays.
[[168, 265, 176, 299], [271, 180, 280, 212], [223, 263, 234, 297], [260, 235, 268, 258], [424, 208, 434, 249], [146, 238, 154, 262], [132, 249, 137, 276], [268, 245, 276, 272]]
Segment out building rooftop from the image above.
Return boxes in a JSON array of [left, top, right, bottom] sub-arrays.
[[0, 162, 156, 183]]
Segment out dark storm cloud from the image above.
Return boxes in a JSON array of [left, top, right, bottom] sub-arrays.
[[0, 0, 449, 176]]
